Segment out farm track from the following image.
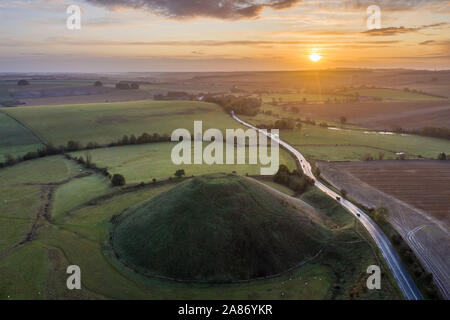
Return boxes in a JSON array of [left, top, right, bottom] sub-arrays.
[[0, 173, 92, 260]]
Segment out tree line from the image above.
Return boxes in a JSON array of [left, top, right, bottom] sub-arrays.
[[274, 165, 315, 195], [0, 132, 171, 169], [205, 95, 261, 116]]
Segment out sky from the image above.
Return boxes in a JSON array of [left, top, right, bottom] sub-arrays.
[[0, 0, 449, 72]]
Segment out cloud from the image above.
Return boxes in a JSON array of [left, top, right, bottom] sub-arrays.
[[363, 23, 448, 36], [83, 0, 301, 20], [318, 0, 449, 12]]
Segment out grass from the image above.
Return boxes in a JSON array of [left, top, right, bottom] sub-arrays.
[[0, 156, 81, 253], [0, 111, 43, 160], [262, 93, 347, 104], [0, 185, 41, 251], [52, 174, 112, 221], [240, 115, 450, 161], [0, 243, 48, 300], [112, 173, 327, 282], [0, 158, 402, 299], [347, 88, 447, 101], [70, 142, 297, 183], [279, 125, 450, 160], [0, 156, 78, 184], [4, 100, 243, 146]]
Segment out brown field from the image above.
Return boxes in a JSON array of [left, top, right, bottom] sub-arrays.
[[318, 160, 450, 298], [321, 161, 450, 224], [284, 101, 450, 130]]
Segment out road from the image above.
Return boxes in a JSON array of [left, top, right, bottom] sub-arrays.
[[232, 111, 423, 300]]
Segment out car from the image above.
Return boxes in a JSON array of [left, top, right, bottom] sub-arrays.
[[357, 213, 361, 218], [336, 196, 341, 201]]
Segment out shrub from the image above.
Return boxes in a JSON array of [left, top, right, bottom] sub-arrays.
[[437, 152, 447, 160], [111, 174, 126, 187], [175, 169, 186, 178], [17, 79, 29, 86]]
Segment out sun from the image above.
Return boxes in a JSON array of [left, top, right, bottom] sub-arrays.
[[309, 52, 322, 62]]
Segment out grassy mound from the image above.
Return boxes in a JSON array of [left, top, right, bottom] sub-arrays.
[[111, 173, 328, 282]]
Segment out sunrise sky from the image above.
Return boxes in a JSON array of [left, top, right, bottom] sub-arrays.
[[0, 0, 449, 72]]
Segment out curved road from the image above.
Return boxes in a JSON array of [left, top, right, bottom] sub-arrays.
[[232, 111, 423, 300]]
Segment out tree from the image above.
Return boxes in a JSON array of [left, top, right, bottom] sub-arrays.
[[340, 189, 347, 198], [438, 152, 447, 160], [129, 134, 137, 144], [93, 81, 103, 87], [340, 116, 347, 124], [84, 151, 93, 168], [17, 79, 29, 86], [4, 154, 17, 166], [130, 82, 140, 89], [121, 135, 129, 145], [111, 174, 126, 186], [378, 152, 385, 160], [363, 153, 374, 161], [66, 140, 81, 152], [175, 169, 185, 178]]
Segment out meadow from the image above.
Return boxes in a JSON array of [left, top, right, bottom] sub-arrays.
[[4, 100, 243, 146], [0, 111, 43, 160], [0, 157, 401, 299], [241, 114, 450, 161], [346, 88, 447, 101], [261, 93, 347, 104], [70, 142, 297, 184]]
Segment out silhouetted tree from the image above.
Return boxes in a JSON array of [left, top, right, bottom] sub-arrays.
[[111, 174, 126, 186]]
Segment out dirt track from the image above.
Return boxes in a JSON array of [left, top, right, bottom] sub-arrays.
[[0, 173, 91, 260], [318, 160, 450, 299]]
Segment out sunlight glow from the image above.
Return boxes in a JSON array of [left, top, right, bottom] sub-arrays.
[[309, 52, 322, 62]]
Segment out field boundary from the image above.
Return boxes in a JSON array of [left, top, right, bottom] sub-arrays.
[[0, 109, 47, 146]]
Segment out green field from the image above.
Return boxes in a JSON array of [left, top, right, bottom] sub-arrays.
[[0, 156, 81, 253], [262, 93, 347, 104], [4, 100, 242, 146], [347, 88, 447, 101], [0, 111, 43, 160], [112, 174, 327, 282], [70, 142, 297, 183], [0, 152, 401, 299], [240, 115, 450, 161]]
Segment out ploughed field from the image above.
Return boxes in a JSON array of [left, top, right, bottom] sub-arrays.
[[263, 101, 450, 131], [327, 161, 450, 225]]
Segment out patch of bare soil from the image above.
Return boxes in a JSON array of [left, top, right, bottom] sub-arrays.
[[318, 160, 450, 299]]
